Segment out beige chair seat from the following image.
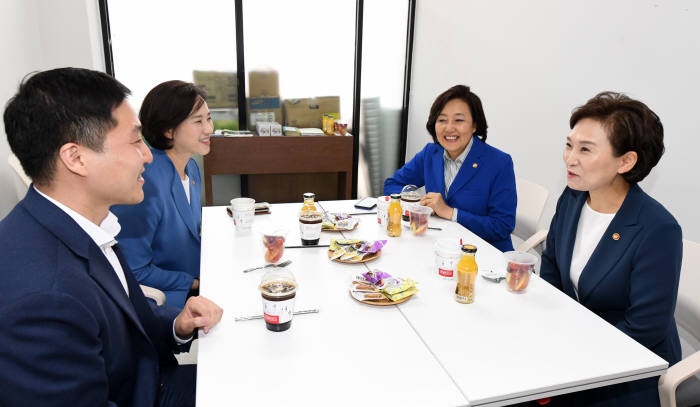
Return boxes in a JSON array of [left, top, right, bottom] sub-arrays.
[[659, 239, 700, 406]]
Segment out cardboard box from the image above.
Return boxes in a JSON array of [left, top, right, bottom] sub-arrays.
[[282, 126, 300, 136], [248, 97, 283, 130], [256, 122, 271, 137], [284, 96, 340, 129], [270, 122, 282, 137], [255, 121, 282, 137], [192, 70, 238, 108], [248, 70, 279, 98]]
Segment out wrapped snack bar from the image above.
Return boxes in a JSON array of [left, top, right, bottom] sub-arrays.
[[362, 270, 392, 285], [385, 287, 418, 302], [357, 240, 387, 253], [377, 278, 416, 295]]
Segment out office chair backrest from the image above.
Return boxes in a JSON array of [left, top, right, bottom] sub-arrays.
[[7, 153, 31, 200], [514, 178, 549, 241], [676, 239, 700, 351]]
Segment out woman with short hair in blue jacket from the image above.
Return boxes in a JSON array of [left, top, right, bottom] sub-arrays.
[[384, 85, 516, 252], [112, 80, 213, 309], [541, 92, 682, 406]]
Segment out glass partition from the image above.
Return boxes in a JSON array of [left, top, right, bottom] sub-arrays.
[[358, 0, 409, 197]]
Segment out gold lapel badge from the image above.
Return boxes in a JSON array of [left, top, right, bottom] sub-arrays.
[[612, 232, 620, 241], [192, 180, 196, 185], [472, 163, 478, 168]]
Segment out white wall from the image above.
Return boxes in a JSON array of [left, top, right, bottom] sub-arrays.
[[0, 1, 41, 218], [408, 0, 700, 241], [0, 0, 104, 218]]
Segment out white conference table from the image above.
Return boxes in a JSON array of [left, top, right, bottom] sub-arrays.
[[196, 200, 667, 406]]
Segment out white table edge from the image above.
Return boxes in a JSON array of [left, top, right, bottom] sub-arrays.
[[468, 365, 667, 406]]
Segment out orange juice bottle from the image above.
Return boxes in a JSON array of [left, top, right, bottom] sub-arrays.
[[455, 244, 478, 303], [301, 192, 317, 213], [387, 193, 402, 237]]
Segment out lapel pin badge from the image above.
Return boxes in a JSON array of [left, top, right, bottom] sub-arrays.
[[472, 163, 478, 168], [612, 232, 620, 241], [192, 180, 196, 185]]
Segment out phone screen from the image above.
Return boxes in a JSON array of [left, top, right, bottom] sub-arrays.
[[354, 197, 377, 210]]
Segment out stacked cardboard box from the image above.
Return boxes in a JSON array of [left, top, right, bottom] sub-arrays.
[[192, 71, 238, 108], [248, 70, 282, 130], [284, 96, 340, 129]]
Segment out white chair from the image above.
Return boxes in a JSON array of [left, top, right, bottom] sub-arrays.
[[513, 178, 549, 253], [8, 153, 31, 199], [659, 239, 700, 407], [139, 285, 166, 306], [7, 153, 169, 307]]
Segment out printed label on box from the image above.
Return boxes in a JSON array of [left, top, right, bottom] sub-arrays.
[[250, 112, 276, 127]]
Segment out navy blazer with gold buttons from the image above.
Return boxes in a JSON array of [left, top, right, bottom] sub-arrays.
[[541, 184, 682, 406]]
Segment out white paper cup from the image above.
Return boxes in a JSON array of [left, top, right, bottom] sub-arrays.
[[376, 196, 390, 226], [230, 198, 255, 231], [434, 239, 462, 280]]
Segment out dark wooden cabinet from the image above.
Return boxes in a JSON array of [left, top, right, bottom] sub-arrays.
[[203, 135, 354, 205]]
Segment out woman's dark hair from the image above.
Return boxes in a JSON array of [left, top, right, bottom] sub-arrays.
[[139, 80, 207, 150], [570, 91, 664, 184], [4, 67, 130, 185], [426, 85, 488, 143]]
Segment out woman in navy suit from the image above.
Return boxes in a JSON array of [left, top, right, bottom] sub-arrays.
[[384, 85, 516, 251], [112, 81, 213, 309], [541, 92, 682, 406]]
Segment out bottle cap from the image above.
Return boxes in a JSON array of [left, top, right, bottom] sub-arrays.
[[390, 193, 400, 199], [461, 244, 477, 254], [303, 192, 315, 199]]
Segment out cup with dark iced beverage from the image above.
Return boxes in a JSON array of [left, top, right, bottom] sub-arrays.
[[259, 268, 297, 332], [299, 211, 322, 245]]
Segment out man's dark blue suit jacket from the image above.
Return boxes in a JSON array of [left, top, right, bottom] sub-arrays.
[[0, 186, 187, 406]]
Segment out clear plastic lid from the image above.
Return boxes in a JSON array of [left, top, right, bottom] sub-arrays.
[[503, 251, 537, 266], [435, 238, 462, 257], [400, 184, 422, 201], [258, 225, 287, 253], [259, 268, 297, 298]]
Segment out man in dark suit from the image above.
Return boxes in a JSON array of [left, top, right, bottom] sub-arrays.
[[0, 68, 223, 406]]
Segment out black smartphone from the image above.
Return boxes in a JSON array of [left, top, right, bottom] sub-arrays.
[[354, 197, 377, 210]]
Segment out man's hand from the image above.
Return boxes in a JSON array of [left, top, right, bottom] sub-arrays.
[[420, 192, 454, 219], [174, 296, 223, 337]]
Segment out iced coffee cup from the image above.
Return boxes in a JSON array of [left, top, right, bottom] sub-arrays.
[[299, 211, 322, 245], [259, 268, 297, 332]]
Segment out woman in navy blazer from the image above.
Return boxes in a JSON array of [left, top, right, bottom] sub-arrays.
[[112, 81, 213, 309], [541, 92, 682, 406], [384, 85, 516, 252]]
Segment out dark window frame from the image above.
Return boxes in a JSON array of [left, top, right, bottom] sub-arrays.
[[100, 0, 415, 198]]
